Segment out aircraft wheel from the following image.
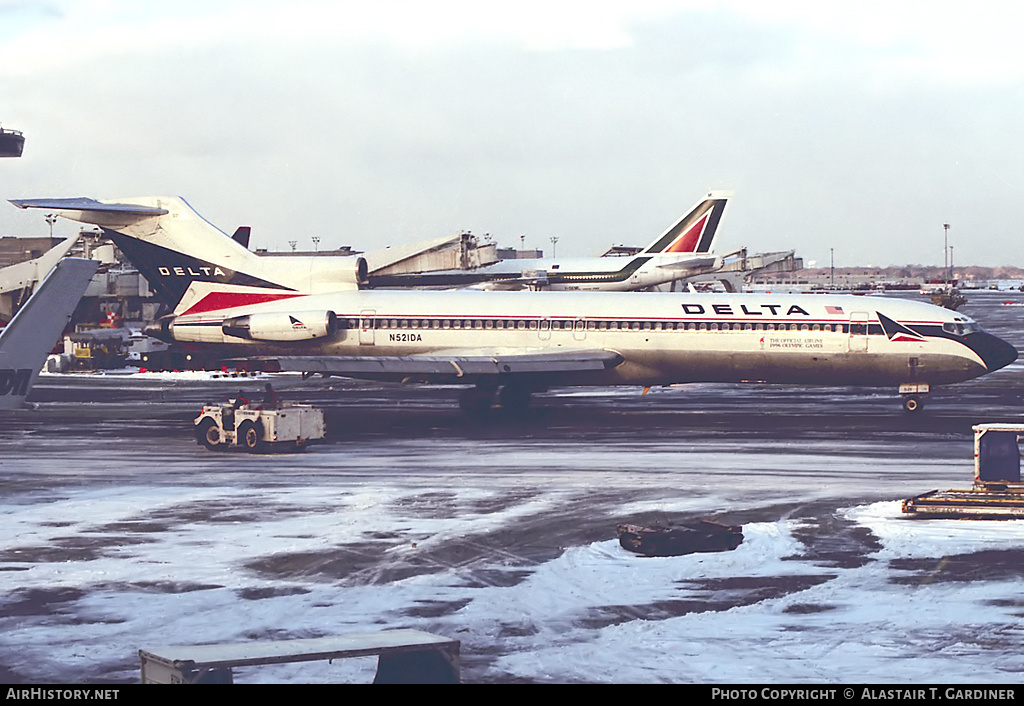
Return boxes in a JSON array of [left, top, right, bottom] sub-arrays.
[[499, 385, 532, 414], [459, 387, 494, 414], [238, 420, 264, 452], [902, 396, 924, 413], [196, 418, 220, 450]]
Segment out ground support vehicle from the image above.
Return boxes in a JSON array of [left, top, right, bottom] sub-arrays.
[[195, 402, 325, 452], [902, 423, 1024, 518]]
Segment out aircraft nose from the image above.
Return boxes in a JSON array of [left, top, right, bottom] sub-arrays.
[[966, 331, 1018, 372]]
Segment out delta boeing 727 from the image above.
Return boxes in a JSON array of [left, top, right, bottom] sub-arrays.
[[11, 196, 1017, 413]]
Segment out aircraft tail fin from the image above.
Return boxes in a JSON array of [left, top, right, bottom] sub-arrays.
[[0, 257, 98, 410], [10, 197, 279, 304], [640, 191, 729, 255]]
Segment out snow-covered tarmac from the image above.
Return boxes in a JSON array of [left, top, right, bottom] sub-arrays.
[[2, 292, 1023, 683]]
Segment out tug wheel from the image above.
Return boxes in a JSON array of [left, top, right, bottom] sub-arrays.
[[196, 418, 220, 450], [238, 420, 264, 452], [902, 396, 924, 413]]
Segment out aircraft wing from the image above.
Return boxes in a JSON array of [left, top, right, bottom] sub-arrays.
[[252, 349, 623, 382]]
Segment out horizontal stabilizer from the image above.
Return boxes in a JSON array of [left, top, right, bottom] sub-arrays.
[[10, 198, 168, 228]]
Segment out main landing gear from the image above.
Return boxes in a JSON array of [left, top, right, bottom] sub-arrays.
[[899, 383, 930, 414], [458, 384, 535, 415]]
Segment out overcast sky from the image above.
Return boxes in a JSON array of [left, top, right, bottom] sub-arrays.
[[1, 0, 1022, 267]]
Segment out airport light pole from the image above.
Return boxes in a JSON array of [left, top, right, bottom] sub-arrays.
[[943, 223, 950, 285], [830, 248, 834, 289], [550, 236, 559, 258], [311, 236, 320, 252], [45, 213, 57, 238]]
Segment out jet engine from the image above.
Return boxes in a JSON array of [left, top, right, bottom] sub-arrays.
[[222, 311, 338, 341], [302, 256, 369, 293]]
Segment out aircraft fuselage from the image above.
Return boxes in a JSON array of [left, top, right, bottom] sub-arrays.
[[160, 290, 1017, 389]]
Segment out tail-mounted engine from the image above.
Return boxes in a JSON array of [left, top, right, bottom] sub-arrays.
[[222, 311, 338, 341]]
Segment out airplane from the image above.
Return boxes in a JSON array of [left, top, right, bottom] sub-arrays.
[[12, 197, 1017, 413], [366, 191, 729, 291], [138, 277, 1014, 414], [0, 257, 99, 410], [10, 192, 727, 297]]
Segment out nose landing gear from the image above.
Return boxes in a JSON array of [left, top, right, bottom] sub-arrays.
[[899, 383, 930, 413]]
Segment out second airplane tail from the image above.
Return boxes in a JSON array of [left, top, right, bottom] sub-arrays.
[[640, 191, 729, 256]]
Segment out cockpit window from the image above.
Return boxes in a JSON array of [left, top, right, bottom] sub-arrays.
[[943, 321, 980, 336]]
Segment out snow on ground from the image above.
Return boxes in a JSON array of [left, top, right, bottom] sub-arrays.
[[3, 477, 1022, 683]]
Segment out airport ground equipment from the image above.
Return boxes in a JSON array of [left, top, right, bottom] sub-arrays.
[[902, 423, 1024, 519], [139, 629, 460, 684], [194, 401, 324, 452]]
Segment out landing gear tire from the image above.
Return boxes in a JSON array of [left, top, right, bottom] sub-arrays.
[[499, 385, 532, 414], [238, 420, 264, 452], [459, 387, 494, 415], [902, 396, 924, 413], [196, 418, 220, 450]]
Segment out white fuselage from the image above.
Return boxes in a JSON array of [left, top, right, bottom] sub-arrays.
[[371, 252, 721, 292], [165, 290, 1014, 389]]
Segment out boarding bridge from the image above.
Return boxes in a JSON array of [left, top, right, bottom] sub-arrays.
[[365, 233, 498, 276]]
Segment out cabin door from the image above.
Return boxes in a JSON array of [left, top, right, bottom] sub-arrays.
[[359, 309, 375, 346], [848, 312, 868, 352]]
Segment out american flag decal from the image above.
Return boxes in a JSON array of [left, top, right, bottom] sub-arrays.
[[825, 305, 844, 315]]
